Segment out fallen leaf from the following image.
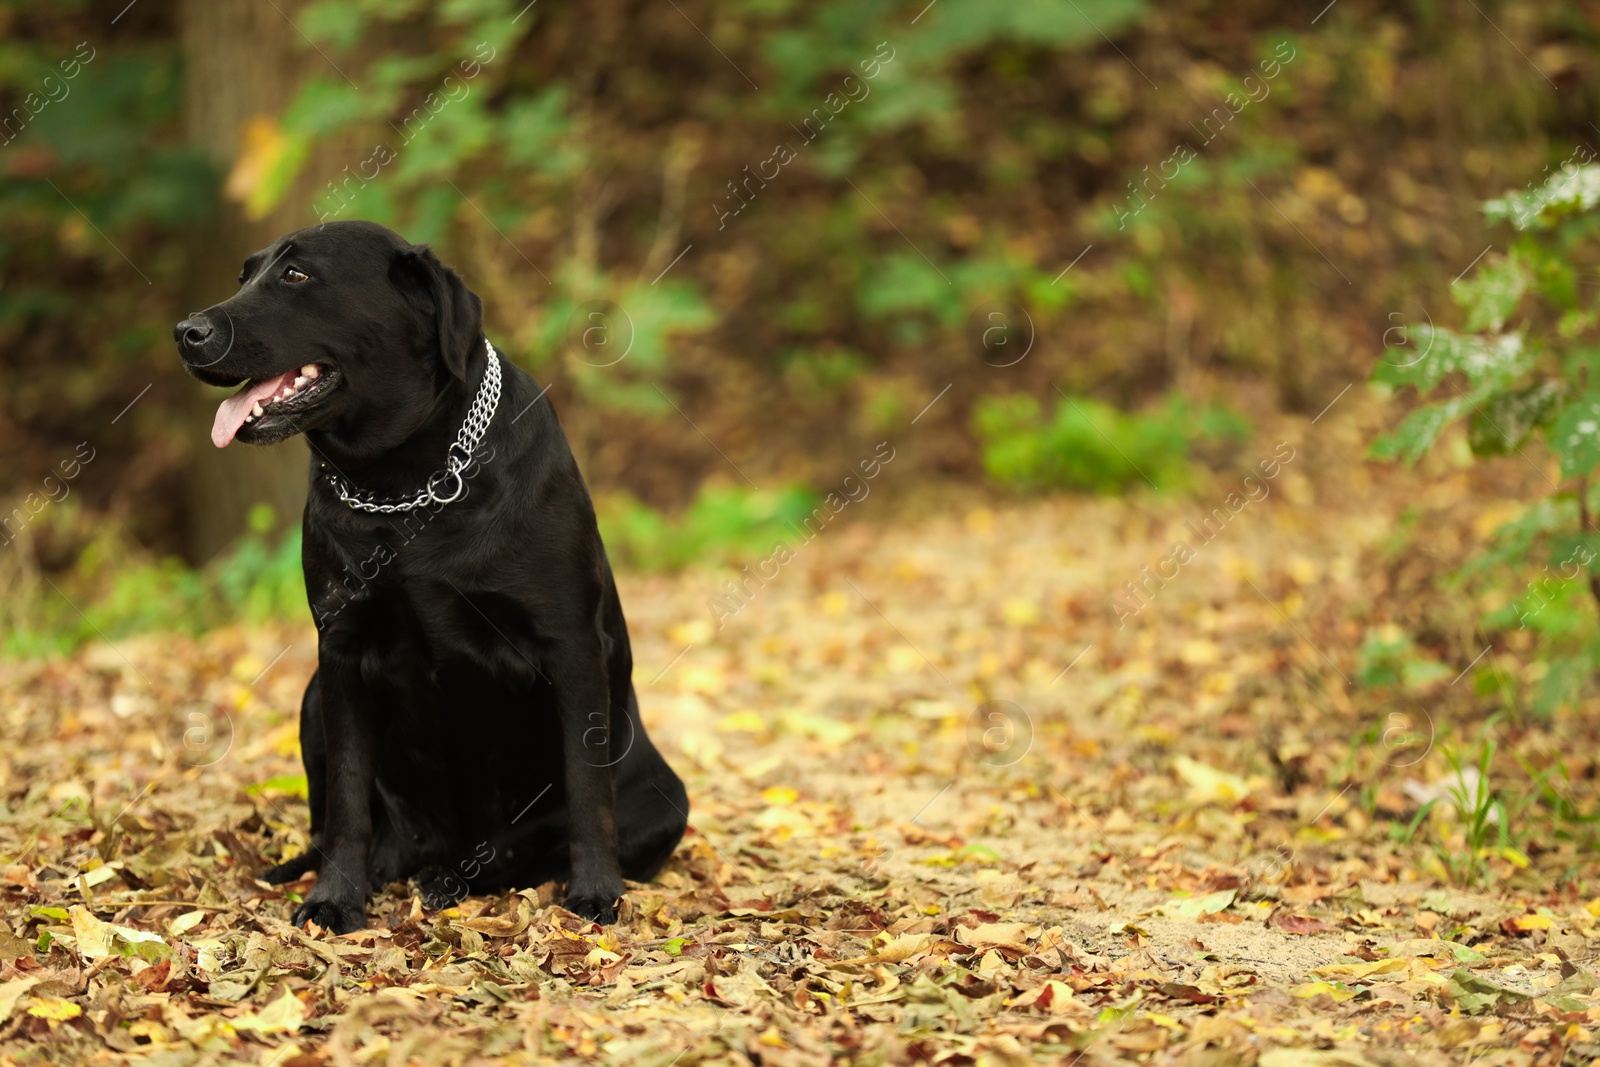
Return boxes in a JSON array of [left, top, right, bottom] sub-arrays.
[[460, 901, 531, 938], [168, 910, 207, 937], [874, 933, 933, 962], [1292, 981, 1359, 1003], [1012, 979, 1081, 1010], [1173, 756, 1251, 804], [26, 996, 82, 1025], [1167, 890, 1237, 921], [1267, 910, 1336, 935], [955, 922, 1041, 951], [1157, 982, 1219, 1004], [1311, 958, 1411, 981], [70, 905, 169, 962], [1501, 912, 1554, 935], [232, 988, 308, 1034], [0, 978, 39, 1021]]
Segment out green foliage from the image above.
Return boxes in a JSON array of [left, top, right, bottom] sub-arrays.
[[1371, 160, 1600, 714], [1468, 380, 1566, 458], [1452, 251, 1531, 333], [858, 253, 956, 324], [259, 2, 733, 412], [1551, 393, 1600, 478], [762, 0, 1143, 120], [253, 0, 1146, 421], [596, 484, 821, 573], [4, 485, 829, 656], [1431, 739, 1525, 888], [781, 345, 868, 400], [5, 507, 306, 658], [1354, 627, 1450, 690], [523, 277, 718, 412], [972, 392, 1250, 494], [0, 41, 214, 320], [1484, 164, 1600, 230]]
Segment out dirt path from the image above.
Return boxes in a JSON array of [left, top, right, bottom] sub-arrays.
[[1, 428, 1596, 1064]]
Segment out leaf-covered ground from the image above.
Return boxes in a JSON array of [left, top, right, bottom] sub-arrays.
[[5, 407, 1600, 1065]]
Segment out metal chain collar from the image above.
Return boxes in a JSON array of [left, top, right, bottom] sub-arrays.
[[323, 339, 502, 514]]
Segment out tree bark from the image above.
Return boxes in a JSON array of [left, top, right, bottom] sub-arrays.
[[178, 0, 317, 562]]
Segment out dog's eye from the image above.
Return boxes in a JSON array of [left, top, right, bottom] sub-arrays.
[[283, 267, 310, 284]]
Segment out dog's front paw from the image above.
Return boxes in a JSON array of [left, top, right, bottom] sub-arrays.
[[262, 851, 318, 884], [410, 866, 469, 910], [564, 884, 621, 925], [292, 894, 367, 935]]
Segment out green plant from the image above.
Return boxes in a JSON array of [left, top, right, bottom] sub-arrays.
[[1354, 625, 1450, 689], [3, 505, 307, 658], [1441, 740, 1505, 884], [2, 485, 838, 656], [1379, 722, 1561, 890], [596, 484, 821, 572], [1371, 158, 1600, 714], [972, 392, 1249, 493], [1408, 738, 1538, 887]]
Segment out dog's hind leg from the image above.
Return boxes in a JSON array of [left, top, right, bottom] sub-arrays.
[[617, 770, 689, 881], [613, 686, 690, 882]]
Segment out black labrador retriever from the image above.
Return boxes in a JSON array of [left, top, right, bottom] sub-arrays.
[[174, 220, 688, 932]]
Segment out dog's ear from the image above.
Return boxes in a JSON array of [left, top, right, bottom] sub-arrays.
[[391, 244, 483, 381]]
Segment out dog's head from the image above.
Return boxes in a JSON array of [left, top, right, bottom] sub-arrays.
[[174, 220, 484, 452]]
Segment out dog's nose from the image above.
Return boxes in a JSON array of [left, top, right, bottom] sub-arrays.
[[175, 316, 214, 350]]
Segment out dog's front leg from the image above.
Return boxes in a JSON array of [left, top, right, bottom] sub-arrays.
[[551, 635, 624, 923], [291, 661, 375, 934]]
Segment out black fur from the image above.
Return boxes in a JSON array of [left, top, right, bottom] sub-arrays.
[[174, 221, 688, 932]]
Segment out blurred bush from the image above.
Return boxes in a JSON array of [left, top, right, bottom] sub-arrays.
[[4, 489, 823, 654], [1371, 158, 1600, 715], [597, 485, 821, 572], [973, 392, 1250, 493], [3, 504, 304, 657]]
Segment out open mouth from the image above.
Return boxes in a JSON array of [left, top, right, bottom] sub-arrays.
[[211, 363, 339, 448]]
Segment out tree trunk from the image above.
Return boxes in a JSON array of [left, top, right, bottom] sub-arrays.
[[178, 0, 317, 562]]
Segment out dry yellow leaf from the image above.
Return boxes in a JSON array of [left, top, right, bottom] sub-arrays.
[[232, 988, 308, 1035], [168, 910, 206, 937], [1292, 981, 1359, 1002], [668, 619, 713, 645], [0, 979, 38, 1021], [955, 922, 1041, 951], [1173, 756, 1252, 804], [27, 996, 82, 1024], [1001, 598, 1040, 626], [1310, 958, 1411, 980], [716, 711, 767, 733], [873, 933, 932, 962]]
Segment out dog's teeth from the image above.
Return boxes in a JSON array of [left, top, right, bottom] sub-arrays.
[[244, 415, 254, 423], [303, 364, 319, 378], [252, 402, 264, 416], [294, 376, 308, 388]]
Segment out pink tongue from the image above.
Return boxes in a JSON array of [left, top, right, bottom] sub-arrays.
[[211, 370, 298, 448]]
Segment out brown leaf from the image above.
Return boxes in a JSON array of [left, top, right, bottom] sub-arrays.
[[1280, 884, 1337, 906], [1157, 981, 1220, 1005], [954, 922, 1041, 952], [1267, 910, 1337, 936], [458, 900, 530, 938], [132, 959, 172, 991]]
